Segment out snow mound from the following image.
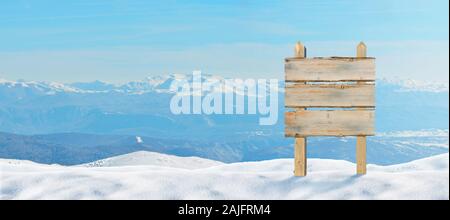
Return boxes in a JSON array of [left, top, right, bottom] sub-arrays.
[[80, 151, 223, 169], [0, 153, 448, 200]]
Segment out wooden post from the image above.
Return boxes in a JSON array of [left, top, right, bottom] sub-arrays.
[[294, 137, 307, 176], [357, 42, 367, 58], [356, 41, 367, 175], [294, 41, 307, 176], [356, 136, 367, 174], [295, 41, 307, 58]]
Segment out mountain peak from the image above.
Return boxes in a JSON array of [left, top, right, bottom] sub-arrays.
[[1, 75, 449, 95]]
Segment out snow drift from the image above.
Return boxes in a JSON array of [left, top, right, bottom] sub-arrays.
[[0, 152, 448, 200], [81, 151, 223, 169]]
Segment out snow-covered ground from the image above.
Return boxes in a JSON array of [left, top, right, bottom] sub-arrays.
[[80, 151, 223, 169], [0, 152, 448, 200]]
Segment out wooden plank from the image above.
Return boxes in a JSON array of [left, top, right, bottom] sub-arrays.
[[285, 84, 375, 108], [356, 136, 367, 174], [294, 137, 307, 176], [285, 110, 375, 137], [285, 57, 375, 82]]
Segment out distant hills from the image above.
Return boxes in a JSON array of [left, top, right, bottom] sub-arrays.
[[0, 75, 448, 137], [0, 75, 448, 165], [0, 130, 447, 165]]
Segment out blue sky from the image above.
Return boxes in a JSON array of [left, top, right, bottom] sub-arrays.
[[0, 0, 448, 83]]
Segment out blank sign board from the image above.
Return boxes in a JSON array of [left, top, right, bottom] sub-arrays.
[[284, 57, 376, 137], [286, 42, 375, 176]]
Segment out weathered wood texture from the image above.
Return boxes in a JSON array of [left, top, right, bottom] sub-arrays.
[[356, 136, 367, 174], [285, 83, 375, 108], [295, 42, 307, 58], [285, 57, 375, 82], [285, 42, 374, 175], [357, 42, 367, 58], [294, 137, 307, 176], [356, 44, 368, 175], [285, 110, 375, 137]]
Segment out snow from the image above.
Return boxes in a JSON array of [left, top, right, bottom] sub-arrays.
[[375, 129, 449, 149], [80, 151, 223, 169], [0, 152, 448, 200], [377, 129, 449, 138], [0, 79, 86, 93], [2, 76, 448, 95], [378, 78, 449, 93], [135, 136, 143, 144], [397, 79, 449, 93]]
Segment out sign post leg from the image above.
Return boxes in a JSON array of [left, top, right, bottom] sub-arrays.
[[356, 42, 368, 175], [356, 136, 367, 174], [294, 137, 307, 176]]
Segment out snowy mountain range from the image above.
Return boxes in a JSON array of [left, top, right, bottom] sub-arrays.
[[1, 73, 239, 95], [0, 74, 448, 135], [1, 151, 448, 200], [1, 75, 448, 95], [0, 74, 448, 165]]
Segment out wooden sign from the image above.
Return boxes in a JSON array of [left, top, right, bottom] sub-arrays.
[[285, 42, 376, 176], [285, 110, 375, 137], [285, 57, 375, 82], [285, 84, 375, 108]]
